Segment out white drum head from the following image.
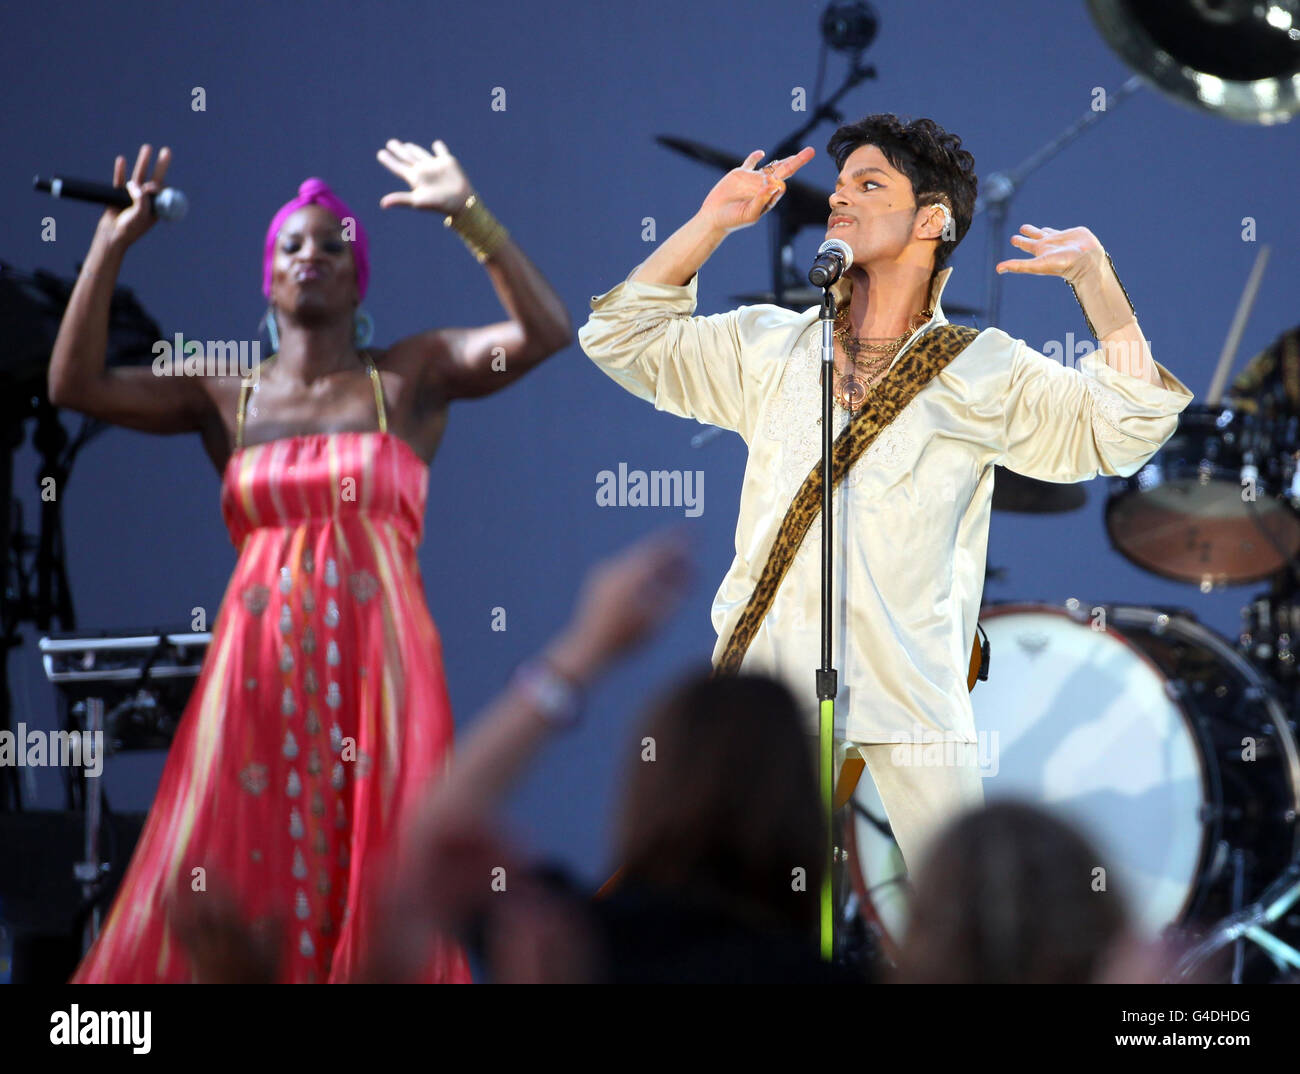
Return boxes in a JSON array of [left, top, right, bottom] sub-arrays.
[[974, 608, 1205, 935], [851, 605, 1207, 943]]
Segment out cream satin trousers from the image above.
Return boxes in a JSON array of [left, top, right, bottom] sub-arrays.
[[850, 742, 986, 873]]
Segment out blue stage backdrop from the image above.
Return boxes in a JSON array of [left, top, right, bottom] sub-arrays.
[[4, 0, 1298, 881]]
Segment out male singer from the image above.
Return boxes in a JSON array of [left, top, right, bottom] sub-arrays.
[[579, 115, 1192, 870]]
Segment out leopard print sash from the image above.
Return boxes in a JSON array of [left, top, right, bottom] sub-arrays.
[[715, 322, 979, 674]]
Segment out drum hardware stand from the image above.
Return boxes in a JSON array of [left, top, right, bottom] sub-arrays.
[[841, 789, 906, 970], [764, 3, 878, 310], [0, 395, 79, 812], [0, 262, 164, 813], [1169, 860, 1300, 982], [852, 795, 894, 843], [70, 695, 111, 955], [40, 631, 211, 953], [972, 75, 1142, 329], [829, 813, 873, 970], [1230, 848, 1247, 983]]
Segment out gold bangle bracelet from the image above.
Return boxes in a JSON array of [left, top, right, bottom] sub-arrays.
[[443, 194, 509, 264]]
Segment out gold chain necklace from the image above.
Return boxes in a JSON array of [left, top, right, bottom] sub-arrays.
[[829, 307, 932, 411]]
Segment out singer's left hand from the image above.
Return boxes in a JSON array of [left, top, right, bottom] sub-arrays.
[[995, 224, 1103, 281], [377, 139, 474, 216]]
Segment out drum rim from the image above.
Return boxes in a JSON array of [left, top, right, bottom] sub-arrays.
[[1103, 604, 1300, 811], [1106, 604, 1300, 919], [1113, 458, 1291, 499]]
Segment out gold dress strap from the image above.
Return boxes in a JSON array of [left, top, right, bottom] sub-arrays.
[[364, 355, 388, 434], [235, 361, 265, 452]]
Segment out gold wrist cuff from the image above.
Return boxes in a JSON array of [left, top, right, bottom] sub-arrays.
[[1067, 250, 1136, 339], [444, 194, 509, 264]]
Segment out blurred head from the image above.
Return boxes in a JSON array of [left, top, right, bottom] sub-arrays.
[[614, 671, 824, 935], [897, 800, 1131, 984], [263, 178, 370, 323], [825, 114, 977, 281]]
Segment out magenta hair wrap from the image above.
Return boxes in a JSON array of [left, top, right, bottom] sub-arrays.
[[262, 178, 370, 300]]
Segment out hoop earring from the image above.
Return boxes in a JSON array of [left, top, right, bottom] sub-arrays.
[[261, 307, 280, 353], [933, 203, 954, 238], [354, 308, 374, 348]]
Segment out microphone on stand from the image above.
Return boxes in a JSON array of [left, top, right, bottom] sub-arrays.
[[33, 175, 189, 221], [808, 238, 853, 288]]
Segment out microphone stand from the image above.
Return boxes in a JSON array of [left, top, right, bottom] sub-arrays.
[[768, 55, 875, 309], [815, 281, 838, 960], [975, 75, 1142, 327]]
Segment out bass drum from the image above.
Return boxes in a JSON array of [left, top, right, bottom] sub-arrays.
[[847, 603, 1300, 974]]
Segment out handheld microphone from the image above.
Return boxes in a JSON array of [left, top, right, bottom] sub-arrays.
[[33, 175, 188, 221], [808, 238, 852, 288]]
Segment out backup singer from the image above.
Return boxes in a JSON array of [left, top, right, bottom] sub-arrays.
[[51, 140, 570, 982], [579, 115, 1192, 871]]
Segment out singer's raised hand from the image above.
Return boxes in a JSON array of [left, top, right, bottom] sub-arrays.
[[995, 224, 1103, 281], [697, 147, 815, 234], [377, 139, 474, 216], [50, 140, 218, 444], [99, 144, 171, 249]]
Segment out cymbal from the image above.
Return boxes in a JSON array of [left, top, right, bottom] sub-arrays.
[[992, 466, 1086, 513], [731, 288, 985, 318], [656, 135, 831, 232]]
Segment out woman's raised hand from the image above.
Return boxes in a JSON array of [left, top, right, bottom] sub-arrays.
[[549, 528, 694, 681], [99, 144, 171, 250], [377, 138, 474, 216], [697, 146, 815, 234]]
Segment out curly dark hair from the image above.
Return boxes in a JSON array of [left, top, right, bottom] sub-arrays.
[[826, 114, 978, 274]]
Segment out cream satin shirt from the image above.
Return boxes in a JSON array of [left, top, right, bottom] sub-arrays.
[[578, 266, 1194, 743]]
